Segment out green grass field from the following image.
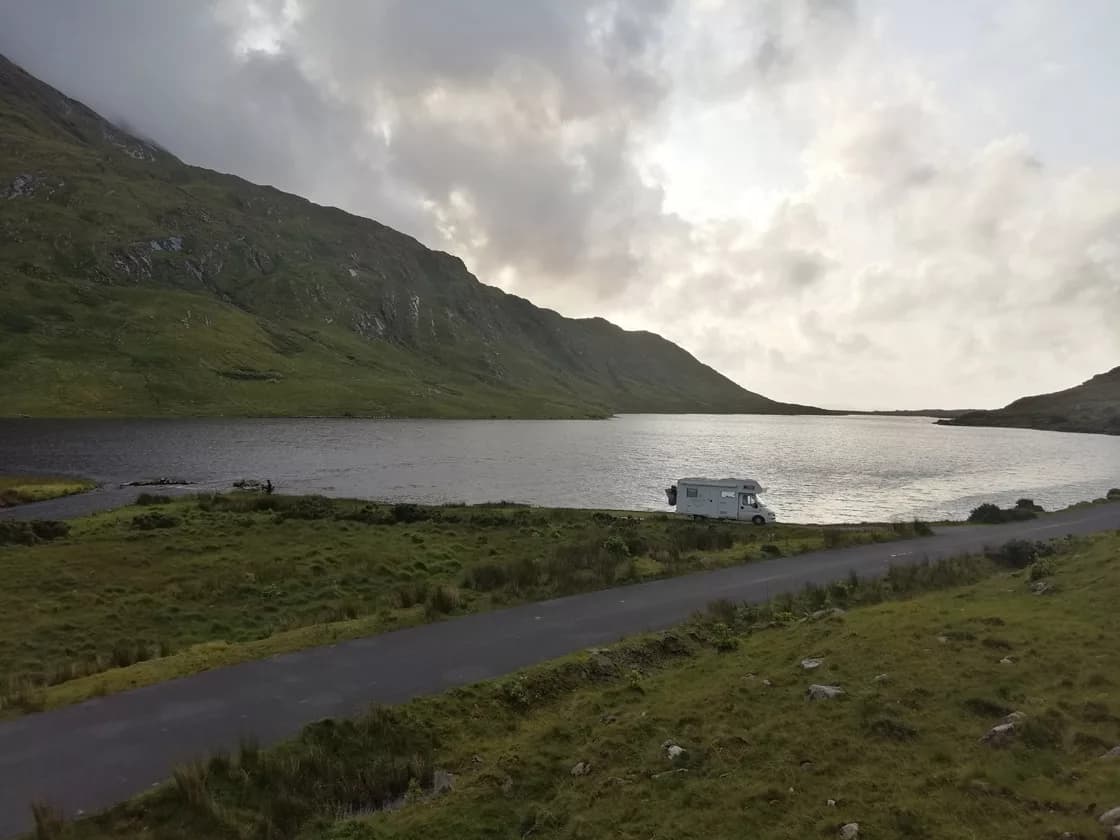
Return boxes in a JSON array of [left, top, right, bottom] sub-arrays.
[[40, 530, 1120, 839], [0, 475, 93, 507], [0, 494, 920, 714]]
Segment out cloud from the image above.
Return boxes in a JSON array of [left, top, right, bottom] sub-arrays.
[[0, 0, 1117, 409]]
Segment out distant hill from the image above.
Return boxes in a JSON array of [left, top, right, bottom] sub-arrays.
[[0, 54, 824, 419], [939, 366, 1120, 436], [850, 409, 975, 419]]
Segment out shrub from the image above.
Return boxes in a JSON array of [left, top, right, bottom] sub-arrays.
[[709, 622, 738, 652], [601, 534, 631, 558], [1028, 557, 1056, 581], [30, 520, 69, 541], [130, 511, 180, 530], [968, 502, 1037, 524], [968, 503, 1005, 524], [135, 493, 172, 506], [464, 560, 510, 591], [761, 544, 782, 557], [391, 503, 431, 524], [0, 520, 69, 545], [426, 584, 461, 615], [30, 802, 65, 840], [394, 581, 431, 609], [706, 598, 738, 625], [1107, 488, 1120, 500], [912, 519, 934, 536], [985, 539, 1038, 569]]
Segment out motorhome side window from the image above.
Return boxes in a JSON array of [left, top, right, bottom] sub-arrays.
[[685, 487, 698, 498], [720, 490, 735, 498]]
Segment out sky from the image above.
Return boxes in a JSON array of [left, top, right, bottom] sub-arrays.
[[1, 0, 1118, 410]]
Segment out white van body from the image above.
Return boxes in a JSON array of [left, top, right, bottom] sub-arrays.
[[664, 477, 776, 524]]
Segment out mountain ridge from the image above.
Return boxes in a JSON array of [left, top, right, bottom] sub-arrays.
[[938, 365, 1120, 436], [0, 53, 825, 419]]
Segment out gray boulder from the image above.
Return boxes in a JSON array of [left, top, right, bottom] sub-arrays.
[[1101, 745, 1120, 760], [839, 822, 860, 839], [801, 658, 823, 670], [807, 684, 844, 701], [1100, 806, 1120, 827], [570, 761, 591, 777]]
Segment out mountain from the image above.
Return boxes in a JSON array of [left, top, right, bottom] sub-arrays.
[[938, 366, 1120, 436], [0, 54, 823, 419]]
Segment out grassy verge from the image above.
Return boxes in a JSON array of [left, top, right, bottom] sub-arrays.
[[0, 493, 925, 715], [42, 531, 1120, 839], [0, 474, 94, 507]]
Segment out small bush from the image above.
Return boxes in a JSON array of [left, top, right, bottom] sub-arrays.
[[1107, 487, 1120, 500], [985, 539, 1038, 569], [706, 598, 738, 625], [968, 502, 1037, 524], [130, 511, 180, 530], [709, 622, 739, 652], [0, 521, 37, 545], [912, 519, 933, 536], [426, 584, 461, 615], [0, 520, 69, 545], [395, 581, 431, 609], [30, 801, 65, 840], [601, 534, 631, 558], [464, 560, 510, 591], [135, 493, 172, 506], [1028, 557, 1056, 581], [761, 544, 782, 557], [968, 503, 1004, 524], [391, 503, 431, 524], [30, 520, 69, 541]]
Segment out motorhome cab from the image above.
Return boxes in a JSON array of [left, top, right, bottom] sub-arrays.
[[664, 477, 776, 524]]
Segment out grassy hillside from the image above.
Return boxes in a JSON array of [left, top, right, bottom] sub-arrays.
[[941, 366, 1120, 436], [42, 530, 1120, 839], [0, 54, 820, 419], [0, 493, 913, 714]]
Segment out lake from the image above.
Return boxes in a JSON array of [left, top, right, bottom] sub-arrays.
[[0, 415, 1117, 523]]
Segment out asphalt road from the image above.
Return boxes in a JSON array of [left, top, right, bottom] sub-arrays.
[[1, 502, 1118, 836]]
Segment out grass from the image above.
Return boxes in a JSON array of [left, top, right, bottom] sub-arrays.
[[0, 493, 920, 715], [40, 531, 1120, 839], [0, 474, 94, 507]]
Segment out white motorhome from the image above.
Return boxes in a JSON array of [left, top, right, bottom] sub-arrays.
[[664, 477, 776, 524]]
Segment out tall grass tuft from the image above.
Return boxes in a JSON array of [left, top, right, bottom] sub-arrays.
[[30, 802, 65, 840]]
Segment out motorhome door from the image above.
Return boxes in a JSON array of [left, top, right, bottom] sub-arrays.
[[738, 492, 758, 520]]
